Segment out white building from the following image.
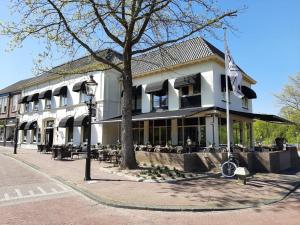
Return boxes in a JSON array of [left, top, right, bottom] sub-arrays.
[[16, 37, 286, 150]]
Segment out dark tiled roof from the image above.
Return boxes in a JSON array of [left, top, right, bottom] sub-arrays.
[[0, 77, 35, 95], [0, 37, 246, 92], [131, 37, 224, 75]]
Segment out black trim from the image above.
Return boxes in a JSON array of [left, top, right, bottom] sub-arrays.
[[74, 114, 89, 127], [221, 74, 233, 92], [145, 80, 168, 96], [18, 96, 29, 104], [53, 86, 68, 96], [18, 122, 27, 130], [27, 93, 39, 102], [39, 90, 52, 99], [58, 116, 74, 128], [24, 121, 37, 130], [241, 86, 257, 99], [72, 81, 86, 92], [100, 106, 292, 124], [121, 85, 142, 97], [174, 73, 200, 89]]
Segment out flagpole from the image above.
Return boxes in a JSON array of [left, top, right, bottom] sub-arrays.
[[224, 27, 231, 158]]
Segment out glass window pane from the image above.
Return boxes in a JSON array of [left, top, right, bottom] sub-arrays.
[[161, 127, 166, 145], [181, 86, 189, 95], [154, 128, 160, 145]]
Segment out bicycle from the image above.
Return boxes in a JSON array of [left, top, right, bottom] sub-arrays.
[[221, 153, 239, 178]]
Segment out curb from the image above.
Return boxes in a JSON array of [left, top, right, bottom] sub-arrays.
[[3, 153, 300, 212]]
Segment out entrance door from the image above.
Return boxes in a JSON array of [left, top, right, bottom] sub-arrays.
[[45, 129, 53, 146]]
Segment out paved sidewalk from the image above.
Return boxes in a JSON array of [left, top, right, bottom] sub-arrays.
[[1, 147, 300, 211]]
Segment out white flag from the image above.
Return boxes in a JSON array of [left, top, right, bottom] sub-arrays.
[[225, 48, 244, 98]]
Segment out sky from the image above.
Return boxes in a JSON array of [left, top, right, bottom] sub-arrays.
[[0, 0, 300, 115]]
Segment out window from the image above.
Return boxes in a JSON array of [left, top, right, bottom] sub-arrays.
[[33, 100, 39, 111], [45, 98, 51, 109], [152, 95, 168, 111], [24, 103, 30, 112], [233, 121, 242, 145], [60, 94, 68, 107], [0, 127, 4, 141], [37, 128, 41, 143], [192, 75, 201, 94], [80, 91, 87, 103], [219, 118, 227, 145], [23, 130, 27, 143], [32, 128, 37, 143], [0, 97, 8, 114], [177, 117, 206, 146], [12, 95, 19, 112], [133, 121, 144, 145], [181, 86, 189, 96], [82, 126, 89, 143], [149, 120, 171, 146], [132, 92, 142, 113], [242, 97, 249, 109], [67, 127, 74, 143]]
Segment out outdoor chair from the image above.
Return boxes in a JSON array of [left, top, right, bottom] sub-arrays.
[[56, 145, 72, 160], [175, 146, 184, 154]]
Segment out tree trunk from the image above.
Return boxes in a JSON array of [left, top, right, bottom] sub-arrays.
[[120, 50, 137, 169]]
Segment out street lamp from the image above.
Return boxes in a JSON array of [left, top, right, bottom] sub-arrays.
[[296, 131, 299, 150], [84, 75, 98, 181], [187, 136, 192, 153]]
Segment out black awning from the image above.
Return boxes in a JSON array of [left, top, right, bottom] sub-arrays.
[[18, 122, 27, 130], [18, 96, 29, 104], [100, 106, 292, 125], [27, 93, 39, 102], [100, 107, 212, 123], [58, 116, 74, 128], [24, 121, 37, 130], [253, 114, 292, 124], [221, 74, 233, 92], [74, 114, 89, 127], [145, 80, 168, 96], [174, 73, 200, 89], [241, 86, 257, 99], [72, 81, 86, 92], [121, 85, 142, 97], [39, 90, 52, 99], [53, 86, 68, 96]]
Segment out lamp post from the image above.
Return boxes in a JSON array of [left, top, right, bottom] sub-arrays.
[[187, 136, 192, 153], [14, 118, 19, 154], [296, 131, 299, 150], [84, 75, 98, 181]]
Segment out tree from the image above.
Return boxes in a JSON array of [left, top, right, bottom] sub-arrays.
[[1, 0, 238, 169], [276, 73, 300, 112]]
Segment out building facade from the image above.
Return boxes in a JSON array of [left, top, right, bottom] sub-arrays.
[[0, 80, 25, 146], [1, 37, 285, 150]]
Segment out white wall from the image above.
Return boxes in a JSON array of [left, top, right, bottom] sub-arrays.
[[212, 62, 253, 113], [19, 70, 118, 147], [133, 62, 215, 113]]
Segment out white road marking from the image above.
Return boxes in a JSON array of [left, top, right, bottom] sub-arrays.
[[51, 188, 58, 194], [37, 186, 47, 194], [4, 193, 10, 200], [28, 190, 34, 196], [15, 189, 23, 198], [56, 183, 69, 191]]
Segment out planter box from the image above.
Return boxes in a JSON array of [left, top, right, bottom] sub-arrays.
[[135, 148, 300, 173]]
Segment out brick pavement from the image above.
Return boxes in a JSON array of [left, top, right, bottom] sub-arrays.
[[1, 147, 299, 211]]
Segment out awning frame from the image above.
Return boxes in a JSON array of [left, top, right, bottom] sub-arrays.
[[38, 90, 52, 99], [53, 86, 68, 96], [174, 73, 201, 89]]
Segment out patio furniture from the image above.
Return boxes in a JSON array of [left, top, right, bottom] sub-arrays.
[[54, 145, 72, 160]]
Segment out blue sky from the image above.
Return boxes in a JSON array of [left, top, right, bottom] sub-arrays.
[[0, 1, 299, 115]]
